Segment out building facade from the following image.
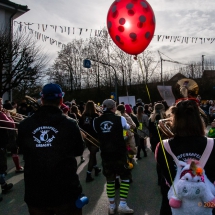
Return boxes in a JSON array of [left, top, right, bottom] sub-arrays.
[[0, 0, 29, 102]]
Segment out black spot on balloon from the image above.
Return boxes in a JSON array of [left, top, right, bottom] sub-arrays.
[[140, 1, 148, 8], [126, 3, 134, 10], [128, 10, 135, 16], [118, 26, 124, 32], [130, 32, 137, 41], [116, 35, 121, 42], [108, 21, 112, 29], [112, 5, 117, 13], [119, 18, 126, 25], [139, 15, 146, 23], [145, 32, 150, 39]]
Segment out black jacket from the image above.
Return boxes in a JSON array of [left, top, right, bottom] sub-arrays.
[[93, 111, 126, 160], [17, 105, 84, 207], [156, 136, 215, 185]]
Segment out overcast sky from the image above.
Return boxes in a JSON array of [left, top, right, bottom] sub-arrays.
[[12, 0, 215, 69]]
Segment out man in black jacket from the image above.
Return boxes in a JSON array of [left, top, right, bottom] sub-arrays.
[[17, 83, 84, 215], [93, 99, 133, 214]]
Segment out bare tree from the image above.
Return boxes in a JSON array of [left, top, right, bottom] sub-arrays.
[[0, 27, 48, 97], [138, 50, 159, 84]]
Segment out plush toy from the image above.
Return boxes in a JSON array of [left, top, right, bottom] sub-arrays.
[[168, 160, 215, 215]]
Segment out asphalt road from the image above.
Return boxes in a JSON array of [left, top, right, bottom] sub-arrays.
[[0, 138, 162, 215]]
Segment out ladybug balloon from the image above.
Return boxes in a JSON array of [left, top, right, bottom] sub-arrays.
[[107, 0, 156, 56]]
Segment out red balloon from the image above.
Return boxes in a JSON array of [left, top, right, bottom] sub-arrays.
[[107, 0, 156, 55]]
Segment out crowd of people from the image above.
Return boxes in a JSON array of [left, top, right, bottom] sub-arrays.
[[0, 84, 215, 215]]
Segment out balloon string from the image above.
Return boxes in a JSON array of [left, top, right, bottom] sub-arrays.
[[137, 56, 178, 198], [155, 122, 178, 197], [137, 58, 151, 103]]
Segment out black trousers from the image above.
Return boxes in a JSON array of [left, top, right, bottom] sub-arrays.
[[137, 137, 147, 157]]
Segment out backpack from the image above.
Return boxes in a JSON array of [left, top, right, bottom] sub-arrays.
[[163, 138, 215, 215]]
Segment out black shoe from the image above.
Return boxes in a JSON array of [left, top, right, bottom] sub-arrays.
[[115, 178, 120, 190], [1, 183, 13, 194], [0, 195, 3, 202], [86, 173, 94, 182], [94, 167, 101, 176], [136, 156, 142, 160], [144, 153, 147, 157]]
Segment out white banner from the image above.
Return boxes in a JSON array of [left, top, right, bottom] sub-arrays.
[[157, 85, 175, 107], [118, 96, 136, 108]]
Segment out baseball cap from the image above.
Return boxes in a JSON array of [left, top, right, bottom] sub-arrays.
[[136, 98, 142, 103], [103, 99, 116, 110], [40, 83, 65, 100]]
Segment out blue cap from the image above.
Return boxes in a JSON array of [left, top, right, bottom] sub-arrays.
[[40, 83, 65, 100]]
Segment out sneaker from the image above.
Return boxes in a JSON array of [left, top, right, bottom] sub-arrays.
[[109, 205, 116, 214], [94, 167, 101, 176], [1, 183, 13, 194], [118, 204, 134, 214], [15, 167, 24, 173], [86, 173, 94, 182]]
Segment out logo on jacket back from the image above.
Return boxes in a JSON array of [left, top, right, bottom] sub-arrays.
[[84, 117, 91, 125], [32, 126, 59, 147], [100, 121, 113, 133]]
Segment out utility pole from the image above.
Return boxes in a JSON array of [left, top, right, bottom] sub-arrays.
[[202, 55, 205, 75]]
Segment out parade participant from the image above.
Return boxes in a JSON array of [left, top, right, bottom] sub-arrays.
[[93, 99, 134, 214], [17, 83, 85, 215], [125, 104, 139, 147], [3, 103, 24, 173], [60, 103, 69, 115], [70, 105, 85, 163], [148, 103, 166, 186], [149, 103, 166, 153], [116, 104, 137, 156], [143, 104, 152, 117], [79, 100, 101, 182], [136, 106, 149, 159], [156, 100, 215, 215], [0, 98, 14, 202], [71, 105, 82, 122], [132, 98, 144, 114]]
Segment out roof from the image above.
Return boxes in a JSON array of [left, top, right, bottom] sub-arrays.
[[0, 0, 29, 18]]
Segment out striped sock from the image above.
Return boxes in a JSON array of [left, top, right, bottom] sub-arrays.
[[120, 180, 130, 199], [106, 181, 115, 199]]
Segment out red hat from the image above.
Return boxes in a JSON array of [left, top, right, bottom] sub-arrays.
[[61, 103, 69, 113], [125, 104, 132, 114]]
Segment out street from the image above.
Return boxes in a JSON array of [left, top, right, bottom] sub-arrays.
[[0, 139, 161, 215]]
